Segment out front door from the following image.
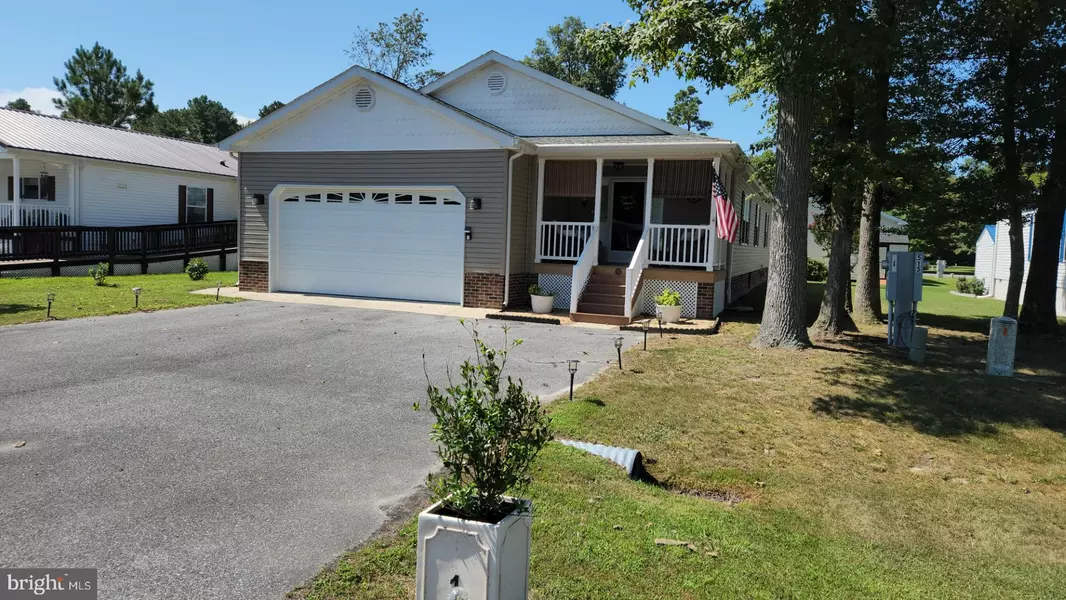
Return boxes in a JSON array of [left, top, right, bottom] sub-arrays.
[[607, 181, 646, 264]]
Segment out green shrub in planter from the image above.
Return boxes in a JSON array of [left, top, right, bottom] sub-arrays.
[[655, 288, 682, 306], [185, 258, 209, 281], [87, 262, 109, 286], [528, 283, 551, 296], [807, 258, 828, 282], [416, 322, 553, 521]]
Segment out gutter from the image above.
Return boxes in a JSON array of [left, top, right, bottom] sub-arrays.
[[503, 151, 526, 309]]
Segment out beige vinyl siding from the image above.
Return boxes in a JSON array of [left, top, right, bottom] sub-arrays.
[[509, 153, 538, 273], [238, 150, 509, 273]]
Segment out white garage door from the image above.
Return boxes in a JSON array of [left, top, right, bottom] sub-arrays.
[[275, 187, 465, 303]]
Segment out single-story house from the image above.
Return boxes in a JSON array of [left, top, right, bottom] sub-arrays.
[[807, 205, 908, 278], [220, 51, 771, 323], [975, 212, 1066, 315], [1, 107, 238, 228]]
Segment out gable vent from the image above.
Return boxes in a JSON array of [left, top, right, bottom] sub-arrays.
[[353, 85, 376, 111], [487, 71, 507, 95]]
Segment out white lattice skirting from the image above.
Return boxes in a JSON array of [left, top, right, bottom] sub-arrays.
[[639, 280, 698, 318], [538, 273, 572, 310]]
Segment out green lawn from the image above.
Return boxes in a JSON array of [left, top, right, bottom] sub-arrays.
[[292, 279, 1066, 600], [0, 271, 240, 326]]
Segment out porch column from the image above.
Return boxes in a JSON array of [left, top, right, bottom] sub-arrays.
[[709, 157, 721, 271], [592, 158, 604, 265], [643, 158, 655, 226], [68, 163, 76, 225], [11, 156, 21, 226], [534, 157, 546, 262]]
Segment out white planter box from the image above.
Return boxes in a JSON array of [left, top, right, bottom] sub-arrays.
[[657, 304, 682, 323], [530, 294, 554, 314], [416, 497, 532, 600]]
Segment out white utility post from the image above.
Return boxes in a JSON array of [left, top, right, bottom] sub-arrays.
[[534, 157, 546, 262], [592, 158, 604, 265], [11, 155, 21, 226]]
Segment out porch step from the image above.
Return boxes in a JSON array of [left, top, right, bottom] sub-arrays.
[[584, 283, 625, 296], [576, 301, 625, 316], [570, 312, 632, 326], [579, 293, 625, 307]]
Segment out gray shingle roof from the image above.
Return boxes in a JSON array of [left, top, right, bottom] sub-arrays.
[[525, 134, 733, 146], [0, 108, 237, 177]]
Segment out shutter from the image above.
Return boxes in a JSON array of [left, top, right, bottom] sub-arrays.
[[44, 176, 57, 201], [6, 177, 12, 201], [178, 185, 187, 224], [206, 188, 214, 222]]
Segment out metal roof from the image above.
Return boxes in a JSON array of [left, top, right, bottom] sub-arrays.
[[525, 134, 733, 146], [0, 108, 237, 177]]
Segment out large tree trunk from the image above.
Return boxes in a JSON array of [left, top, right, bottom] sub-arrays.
[[853, 183, 885, 323], [753, 86, 815, 349], [1019, 115, 1065, 334], [1001, 18, 1025, 319]]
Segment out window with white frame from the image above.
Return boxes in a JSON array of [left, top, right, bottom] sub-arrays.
[[186, 186, 208, 223], [20, 177, 41, 200]]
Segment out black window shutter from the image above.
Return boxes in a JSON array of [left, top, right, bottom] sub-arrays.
[[206, 188, 214, 223], [44, 176, 57, 201], [178, 185, 187, 224]]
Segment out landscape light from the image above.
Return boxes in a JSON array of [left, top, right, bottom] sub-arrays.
[[46, 292, 56, 319], [614, 336, 624, 371], [641, 319, 650, 350], [132, 287, 142, 308], [216, 281, 222, 301], [567, 360, 579, 401]]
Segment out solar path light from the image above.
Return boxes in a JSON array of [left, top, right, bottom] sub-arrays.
[[132, 287, 142, 308], [46, 292, 56, 319], [567, 360, 579, 401], [614, 336, 624, 371]]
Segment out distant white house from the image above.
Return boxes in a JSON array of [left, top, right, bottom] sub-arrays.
[[807, 205, 908, 277], [0, 107, 238, 228], [975, 212, 1066, 316]]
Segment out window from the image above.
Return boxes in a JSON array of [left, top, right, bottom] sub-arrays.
[[442, 197, 461, 206], [304, 193, 321, 202], [186, 186, 208, 223], [349, 192, 365, 203], [20, 177, 41, 200], [373, 193, 390, 204], [326, 192, 343, 203], [419, 195, 437, 205], [394, 194, 413, 205], [283, 195, 299, 202]]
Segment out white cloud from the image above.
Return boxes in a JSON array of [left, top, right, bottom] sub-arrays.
[[0, 87, 62, 115], [234, 114, 255, 126]]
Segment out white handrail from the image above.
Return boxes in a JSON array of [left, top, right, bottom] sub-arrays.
[[624, 229, 651, 319], [537, 221, 595, 261], [569, 225, 598, 313], [647, 224, 714, 267]]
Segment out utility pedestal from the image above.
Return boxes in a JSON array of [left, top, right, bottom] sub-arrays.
[[986, 317, 1017, 377]]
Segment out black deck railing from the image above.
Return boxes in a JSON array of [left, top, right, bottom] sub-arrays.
[[0, 220, 238, 263]]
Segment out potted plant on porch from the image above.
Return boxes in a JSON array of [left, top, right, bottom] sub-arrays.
[[414, 323, 553, 600], [528, 283, 554, 314], [655, 288, 683, 324]]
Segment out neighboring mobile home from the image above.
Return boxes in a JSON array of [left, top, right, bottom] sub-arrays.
[[807, 205, 908, 278], [221, 51, 771, 323], [975, 213, 1066, 316], [0, 108, 238, 228]]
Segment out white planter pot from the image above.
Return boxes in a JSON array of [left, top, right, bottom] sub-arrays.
[[656, 304, 682, 324], [530, 294, 554, 314], [416, 497, 532, 600]]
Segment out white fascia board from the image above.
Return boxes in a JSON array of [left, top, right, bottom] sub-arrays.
[[219, 66, 517, 151], [422, 51, 695, 137], [531, 141, 736, 159]]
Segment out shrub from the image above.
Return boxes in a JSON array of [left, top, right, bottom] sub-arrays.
[[87, 262, 109, 286], [956, 277, 971, 294], [416, 322, 553, 522], [968, 278, 986, 296], [528, 283, 550, 297], [185, 258, 209, 281], [807, 258, 828, 282], [655, 288, 682, 306]]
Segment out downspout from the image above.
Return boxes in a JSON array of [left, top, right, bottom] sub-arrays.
[[503, 151, 526, 309]]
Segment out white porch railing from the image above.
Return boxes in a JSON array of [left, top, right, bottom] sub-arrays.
[[569, 226, 599, 313], [624, 229, 651, 319], [0, 203, 73, 227], [538, 221, 595, 261], [647, 224, 715, 267]]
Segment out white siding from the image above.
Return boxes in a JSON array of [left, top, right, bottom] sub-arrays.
[[236, 80, 504, 153], [0, 158, 72, 203], [730, 178, 770, 277], [79, 162, 237, 226], [432, 63, 664, 136], [974, 229, 995, 290]]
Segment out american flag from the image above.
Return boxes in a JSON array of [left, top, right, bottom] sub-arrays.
[[713, 171, 739, 243]]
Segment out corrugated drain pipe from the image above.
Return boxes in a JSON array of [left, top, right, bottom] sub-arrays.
[[502, 151, 526, 309]]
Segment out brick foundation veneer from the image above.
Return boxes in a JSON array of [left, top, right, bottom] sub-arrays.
[[730, 267, 769, 302], [238, 260, 269, 292], [507, 272, 538, 308], [696, 282, 715, 319], [464, 272, 505, 308]]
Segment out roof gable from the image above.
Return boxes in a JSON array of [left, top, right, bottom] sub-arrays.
[[220, 66, 516, 152], [422, 51, 690, 137], [0, 108, 235, 177]]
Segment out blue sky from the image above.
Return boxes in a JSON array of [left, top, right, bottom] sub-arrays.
[[0, 0, 766, 150]]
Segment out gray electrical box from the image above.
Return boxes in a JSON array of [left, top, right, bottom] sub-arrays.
[[884, 251, 925, 347]]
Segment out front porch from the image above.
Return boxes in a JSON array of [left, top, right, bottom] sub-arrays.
[[530, 157, 727, 322], [2, 153, 77, 226]]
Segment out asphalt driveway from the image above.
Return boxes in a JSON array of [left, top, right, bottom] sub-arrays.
[[0, 301, 638, 599]]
